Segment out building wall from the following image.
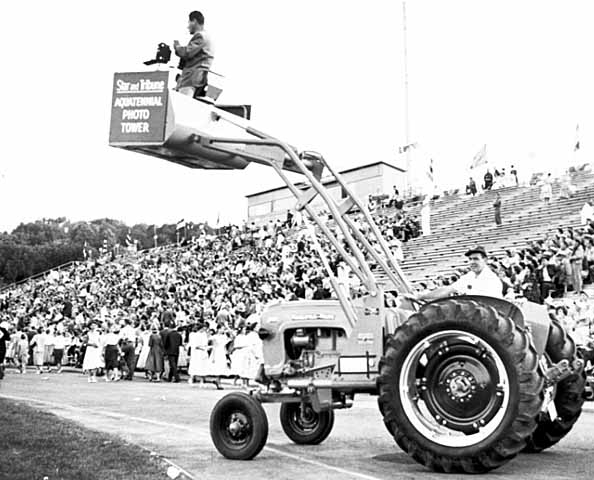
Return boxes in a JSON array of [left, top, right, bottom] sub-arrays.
[[380, 163, 406, 196], [246, 163, 405, 226]]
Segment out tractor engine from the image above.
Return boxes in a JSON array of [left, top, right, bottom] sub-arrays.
[[283, 327, 346, 373], [257, 300, 353, 379]]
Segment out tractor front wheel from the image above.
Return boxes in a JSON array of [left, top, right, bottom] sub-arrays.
[[210, 392, 268, 460], [279, 402, 334, 445]]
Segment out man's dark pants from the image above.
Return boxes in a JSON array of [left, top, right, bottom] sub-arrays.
[[167, 354, 180, 382], [124, 352, 137, 380], [53, 348, 64, 367]]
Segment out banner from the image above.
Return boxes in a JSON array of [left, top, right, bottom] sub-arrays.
[[109, 71, 169, 145]]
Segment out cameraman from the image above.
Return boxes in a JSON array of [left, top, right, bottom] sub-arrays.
[[174, 11, 214, 98]]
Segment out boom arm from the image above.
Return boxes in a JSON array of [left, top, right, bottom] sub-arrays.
[[109, 72, 414, 327]]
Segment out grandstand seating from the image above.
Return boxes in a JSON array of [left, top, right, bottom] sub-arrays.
[[385, 168, 594, 285], [4, 168, 594, 297]]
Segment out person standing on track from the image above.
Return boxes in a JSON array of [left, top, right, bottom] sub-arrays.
[[52, 330, 66, 373], [187, 323, 211, 385], [120, 338, 137, 381], [0, 321, 9, 379], [103, 325, 121, 382], [164, 326, 183, 383], [145, 326, 164, 382], [14, 332, 29, 374], [30, 327, 47, 374], [82, 322, 103, 383]]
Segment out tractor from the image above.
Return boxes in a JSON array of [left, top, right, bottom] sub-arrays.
[[109, 64, 586, 474]]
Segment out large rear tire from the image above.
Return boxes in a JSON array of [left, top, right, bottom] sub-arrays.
[[524, 317, 586, 453], [210, 392, 268, 460], [279, 403, 334, 445], [378, 298, 544, 473]]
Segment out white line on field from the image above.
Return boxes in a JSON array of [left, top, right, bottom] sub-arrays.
[[1, 393, 384, 480], [264, 445, 384, 480]]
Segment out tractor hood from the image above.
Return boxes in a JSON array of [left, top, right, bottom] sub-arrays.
[[260, 299, 354, 338]]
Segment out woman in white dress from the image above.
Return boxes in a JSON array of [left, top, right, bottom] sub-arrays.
[[230, 325, 250, 387], [82, 322, 103, 383], [245, 324, 264, 381], [208, 326, 230, 389], [187, 323, 211, 385], [135, 326, 151, 374]]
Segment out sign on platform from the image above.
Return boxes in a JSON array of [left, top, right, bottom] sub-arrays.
[[109, 71, 169, 145]]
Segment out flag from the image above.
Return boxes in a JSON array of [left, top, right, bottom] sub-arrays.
[[398, 142, 418, 154], [126, 230, 133, 247], [176, 219, 185, 231], [574, 124, 580, 151], [427, 158, 434, 183], [216, 212, 220, 226], [470, 144, 487, 169]]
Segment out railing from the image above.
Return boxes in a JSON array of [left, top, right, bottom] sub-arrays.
[[0, 259, 81, 294]]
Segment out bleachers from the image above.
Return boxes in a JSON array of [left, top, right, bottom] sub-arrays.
[[379, 168, 594, 286]]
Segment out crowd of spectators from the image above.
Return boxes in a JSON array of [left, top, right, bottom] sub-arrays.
[[368, 187, 422, 241], [0, 215, 381, 382], [427, 222, 594, 301], [2, 170, 594, 382], [421, 221, 594, 344]]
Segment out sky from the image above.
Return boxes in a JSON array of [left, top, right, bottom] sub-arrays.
[[0, 1, 593, 232]]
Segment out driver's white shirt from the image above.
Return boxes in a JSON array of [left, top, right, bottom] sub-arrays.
[[452, 267, 503, 298]]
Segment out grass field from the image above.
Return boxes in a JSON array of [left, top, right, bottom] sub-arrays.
[[0, 398, 170, 480]]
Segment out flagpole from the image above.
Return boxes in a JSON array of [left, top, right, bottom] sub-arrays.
[[402, 0, 411, 196]]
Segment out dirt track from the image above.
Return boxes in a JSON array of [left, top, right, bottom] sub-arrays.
[[1, 370, 593, 480]]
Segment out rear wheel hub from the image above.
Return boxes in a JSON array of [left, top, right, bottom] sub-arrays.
[[401, 330, 510, 446], [421, 344, 504, 434]]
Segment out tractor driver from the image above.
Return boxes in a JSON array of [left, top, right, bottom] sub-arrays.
[[409, 246, 503, 301], [174, 11, 214, 98]]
